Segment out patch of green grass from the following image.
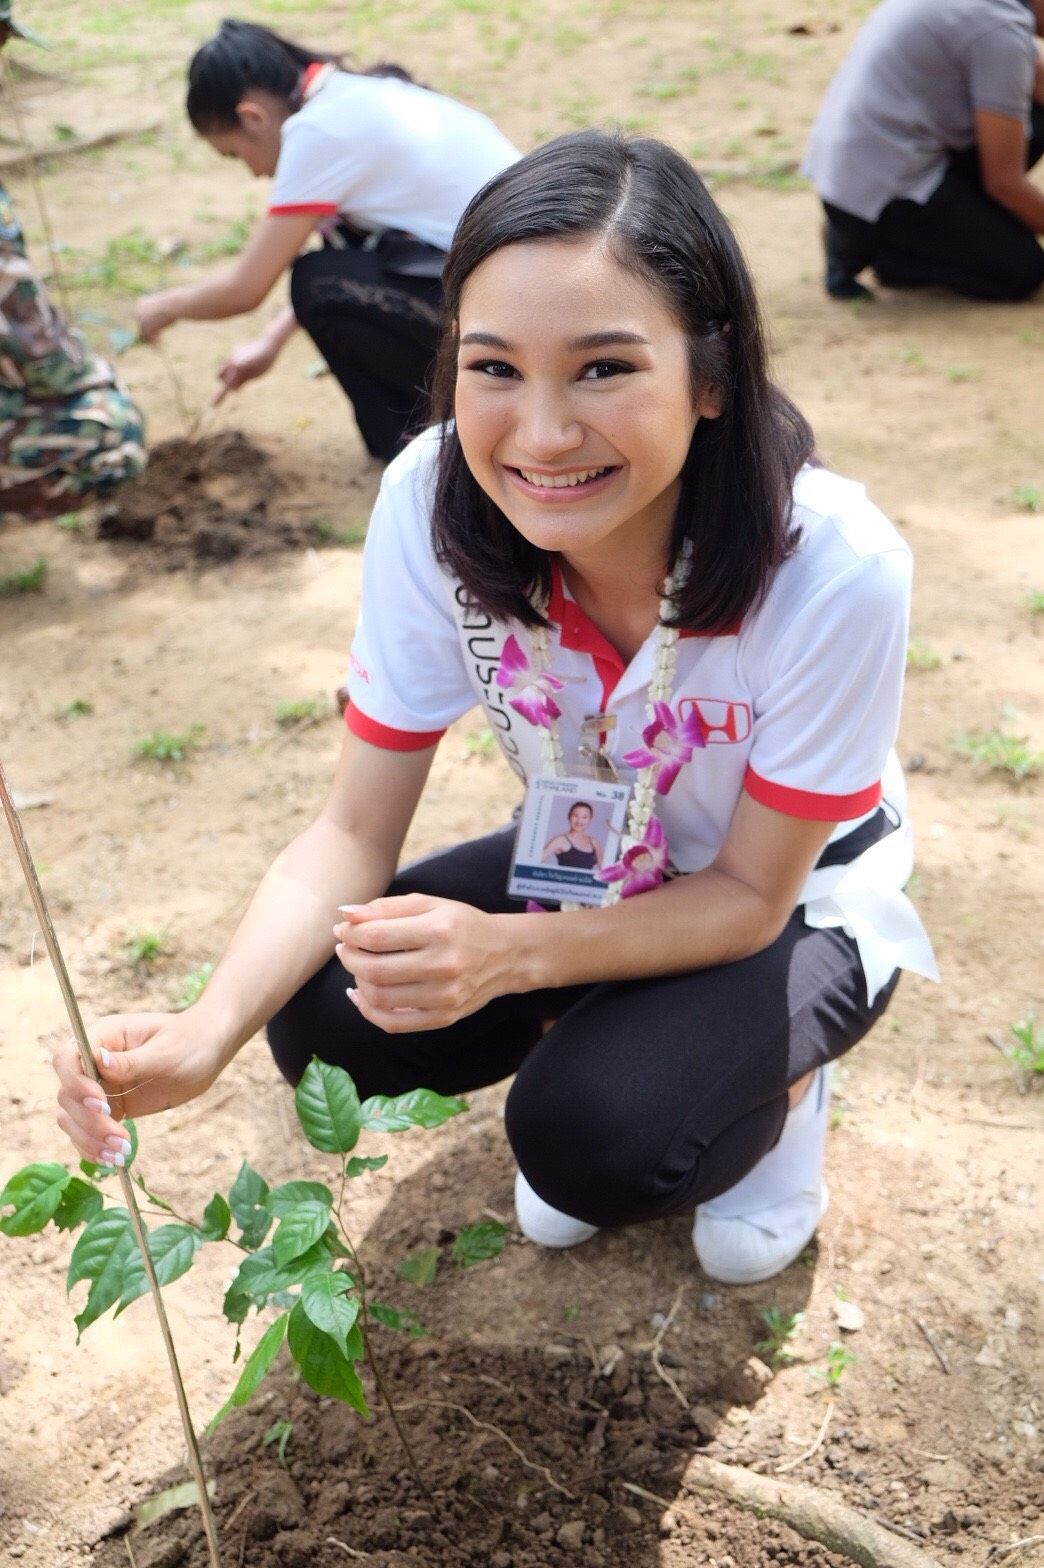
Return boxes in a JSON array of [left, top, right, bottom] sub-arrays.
[[0, 558, 46, 596], [54, 512, 85, 532], [126, 929, 168, 968], [907, 638, 941, 672], [899, 345, 925, 367], [756, 1306, 805, 1367], [133, 724, 205, 764], [464, 727, 497, 758], [1013, 484, 1043, 513], [951, 728, 1044, 780], [275, 697, 326, 727], [313, 520, 367, 547], [1027, 590, 1044, 615], [1008, 1010, 1043, 1076], [175, 962, 214, 1011], [944, 364, 979, 383], [197, 216, 253, 260], [811, 1341, 857, 1388], [56, 698, 94, 720]]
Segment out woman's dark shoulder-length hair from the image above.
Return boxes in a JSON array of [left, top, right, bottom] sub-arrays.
[[430, 129, 815, 633]]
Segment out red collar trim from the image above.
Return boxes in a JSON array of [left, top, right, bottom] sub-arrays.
[[302, 61, 333, 100], [546, 560, 742, 664]]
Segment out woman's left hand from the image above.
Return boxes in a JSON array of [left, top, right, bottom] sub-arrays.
[[135, 292, 178, 344], [334, 895, 521, 1032]]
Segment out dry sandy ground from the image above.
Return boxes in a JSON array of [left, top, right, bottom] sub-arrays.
[[0, 1, 1042, 1565]]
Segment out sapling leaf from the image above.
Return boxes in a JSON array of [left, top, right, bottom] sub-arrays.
[[135, 1478, 217, 1530], [300, 1269, 360, 1354], [0, 1162, 71, 1236], [67, 1206, 139, 1337], [360, 1088, 468, 1132], [222, 1241, 331, 1323], [262, 1418, 293, 1469], [117, 1223, 202, 1313], [369, 1301, 427, 1337], [134, 1174, 177, 1214], [52, 1176, 104, 1232], [452, 1220, 507, 1268], [207, 1312, 289, 1435], [272, 1201, 332, 1268], [345, 1154, 388, 1178], [398, 1246, 439, 1287], [229, 1159, 272, 1248], [199, 1194, 231, 1241], [287, 1300, 369, 1414], [266, 1180, 334, 1216], [295, 1058, 362, 1153]]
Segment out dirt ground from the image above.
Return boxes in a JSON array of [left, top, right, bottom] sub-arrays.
[[1, 1, 1042, 1565]]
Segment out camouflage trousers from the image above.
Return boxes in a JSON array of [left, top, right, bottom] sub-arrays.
[[0, 382, 146, 519]]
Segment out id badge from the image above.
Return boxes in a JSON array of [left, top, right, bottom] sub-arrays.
[[508, 773, 631, 907]]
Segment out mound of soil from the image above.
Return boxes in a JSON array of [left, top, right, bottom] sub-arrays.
[[91, 1334, 852, 1568], [97, 431, 318, 566]]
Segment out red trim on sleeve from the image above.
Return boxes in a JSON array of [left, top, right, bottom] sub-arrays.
[[744, 767, 882, 821], [268, 202, 339, 216], [345, 702, 444, 752]]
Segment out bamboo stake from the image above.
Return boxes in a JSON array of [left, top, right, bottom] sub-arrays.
[[0, 756, 223, 1568]]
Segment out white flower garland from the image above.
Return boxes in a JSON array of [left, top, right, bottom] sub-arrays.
[[530, 554, 688, 908]]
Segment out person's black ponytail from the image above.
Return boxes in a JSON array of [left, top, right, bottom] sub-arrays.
[[186, 18, 419, 134]]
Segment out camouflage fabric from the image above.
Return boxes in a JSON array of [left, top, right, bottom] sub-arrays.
[[0, 183, 146, 518]]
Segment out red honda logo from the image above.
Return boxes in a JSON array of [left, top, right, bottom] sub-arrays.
[[678, 697, 752, 745]]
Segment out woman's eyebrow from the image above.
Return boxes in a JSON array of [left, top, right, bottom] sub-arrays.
[[458, 329, 651, 349]]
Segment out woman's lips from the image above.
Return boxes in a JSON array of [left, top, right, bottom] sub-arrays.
[[505, 464, 620, 501]]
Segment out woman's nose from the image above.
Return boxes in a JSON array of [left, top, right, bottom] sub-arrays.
[[516, 386, 584, 459]]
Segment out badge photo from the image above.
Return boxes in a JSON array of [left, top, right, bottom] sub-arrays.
[[508, 774, 631, 908]]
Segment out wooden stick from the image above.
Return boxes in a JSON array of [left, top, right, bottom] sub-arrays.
[[623, 1457, 947, 1568], [0, 757, 223, 1568], [982, 1537, 1044, 1567], [914, 1318, 951, 1375]]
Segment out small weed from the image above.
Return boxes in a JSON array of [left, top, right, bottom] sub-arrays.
[[126, 930, 168, 968], [464, 727, 496, 758], [906, 638, 941, 671], [175, 963, 214, 1011], [452, 1220, 507, 1267], [564, 1303, 581, 1322], [198, 216, 252, 259], [55, 512, 85, 532], [1008, 1010, 1043, 1077], [275, 697, 326, 728], [314, 520, 367, 547], [723, 137, 747, 158], [951, 729, 1044, 781], [134, 724, 205, 764], [56, 698, 93, 720], [0, 558, 46, 596], [811, 1341, 857, 1388], [262, 1419, 293, 1469], [1026, 590, 1044, 615], [52, 123, 78, 143], [1013, 485, 1043, 513], [756, 1306, 805, 1366], [945, 364, 979, 383], [899, 345, 925, 367]]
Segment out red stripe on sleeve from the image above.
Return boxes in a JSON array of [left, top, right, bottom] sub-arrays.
[[345, 702, 444, 752], [743, 767, 882, 821], [268, 202, 338, 216]]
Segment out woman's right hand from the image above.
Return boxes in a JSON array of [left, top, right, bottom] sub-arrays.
[[53, 1012, 226, 1165]]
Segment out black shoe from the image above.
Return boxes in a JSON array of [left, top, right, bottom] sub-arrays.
[[827, 275, 874, 301], [821, 216, 875, 300]]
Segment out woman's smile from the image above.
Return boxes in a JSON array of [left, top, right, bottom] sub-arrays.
[[506, 463, 620, 500]]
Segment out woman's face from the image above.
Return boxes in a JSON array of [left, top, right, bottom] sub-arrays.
[[204, 97, 285, 178], [455, 236, 719, 569], [569, 805, 593, 832]]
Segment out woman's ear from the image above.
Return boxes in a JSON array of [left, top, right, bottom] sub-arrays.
[[697, 383, 725, 420], [235, 98, 269, 135]]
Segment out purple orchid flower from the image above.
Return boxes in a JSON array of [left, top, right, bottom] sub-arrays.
[[622, 700, 706, 795], [596, 816, 670, 899], [495, 634, 564, 730]]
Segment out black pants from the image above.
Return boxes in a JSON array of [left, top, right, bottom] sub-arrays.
[[823, 103, 1044, 301], [268, 828, 898, 1229], [290, 227, 445, 461]]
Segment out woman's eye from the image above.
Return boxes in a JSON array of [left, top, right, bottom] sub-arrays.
[[465, 359, 519, 380], [581, 360, 635, 381]]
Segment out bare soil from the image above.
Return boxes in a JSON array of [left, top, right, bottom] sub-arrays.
[[1, 3, 1042, 1567]]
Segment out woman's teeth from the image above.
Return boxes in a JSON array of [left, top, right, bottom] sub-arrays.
[[517, 467, 609, 488]]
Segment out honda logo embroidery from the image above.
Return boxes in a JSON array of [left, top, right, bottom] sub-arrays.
[[678, 697, 752, 745]]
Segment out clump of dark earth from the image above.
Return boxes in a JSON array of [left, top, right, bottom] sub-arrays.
[[90, 1335, 853, 1568], [97, 431, 321, 566]]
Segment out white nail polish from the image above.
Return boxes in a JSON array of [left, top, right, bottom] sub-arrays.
[[114, 1153, 125, 1167], [100, 1154, 116, 1167], [86, 1097, 112, 1116], [120, 1139, 131, 1156], [100, 1048, 113, 1067]]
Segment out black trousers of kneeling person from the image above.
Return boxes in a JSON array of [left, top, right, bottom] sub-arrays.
[[290, 225, 445, 462], [823, 103, 1044, 302], [267, 827, 899, 1230]]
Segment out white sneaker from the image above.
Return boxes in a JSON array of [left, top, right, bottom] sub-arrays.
[[693, 1067, 831, 1285], [514, 1170, 599, 1249]]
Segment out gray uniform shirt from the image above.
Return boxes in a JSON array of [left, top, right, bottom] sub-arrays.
[[801, 0, 1037, 221]]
